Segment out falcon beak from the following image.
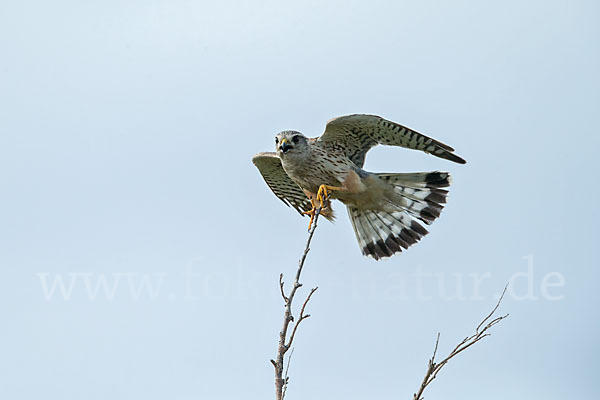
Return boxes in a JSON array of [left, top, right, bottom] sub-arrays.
[[279, 138, 292, 154]]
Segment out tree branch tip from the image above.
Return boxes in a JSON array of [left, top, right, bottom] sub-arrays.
[[273, 204, 323, 400], [499, 283, 508, 296], [413, 286, 509, 400]]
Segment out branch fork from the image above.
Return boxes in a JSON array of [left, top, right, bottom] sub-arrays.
[[271, 207, 322, 400], [268, 203, 509, 400], [413, 286, 509, 400]]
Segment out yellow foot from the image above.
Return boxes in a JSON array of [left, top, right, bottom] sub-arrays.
[[302, 198, 317, 230], [302, 208, 316, 231], [316, 184, 343, 208], [302, 186, 343, 231]]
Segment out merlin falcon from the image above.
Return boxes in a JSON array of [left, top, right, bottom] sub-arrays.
[[252, 114, 466, 260]]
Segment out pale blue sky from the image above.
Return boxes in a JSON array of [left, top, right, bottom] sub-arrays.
[[1, 1, 598, 399]]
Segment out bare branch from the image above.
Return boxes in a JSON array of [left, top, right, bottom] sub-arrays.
[[476, 285, 508, 333], [413, 285, 509, 400], [279, 274, 288, 304], [270, 199, 508, 400], [272, 206, 322, 400], [282, 348, 294, 399], [286, 287, 318, 349]]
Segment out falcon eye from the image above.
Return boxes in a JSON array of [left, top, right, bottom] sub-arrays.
[[292, 135, 299, 144]]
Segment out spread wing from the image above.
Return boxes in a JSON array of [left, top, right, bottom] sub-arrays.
[[252, 152, 312, 216], [317, 114, 466, 167]]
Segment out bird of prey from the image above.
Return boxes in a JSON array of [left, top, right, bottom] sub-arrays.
[[252, 114, 466, 260]]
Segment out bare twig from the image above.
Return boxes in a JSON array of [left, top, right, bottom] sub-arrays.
[[286, 287, 318, 349], [271, 207, 322, 400], [413, 285, 509, 400], [279, 274, 288, 303], [282, 348, 294, 400], [268, 200, 508, 400]]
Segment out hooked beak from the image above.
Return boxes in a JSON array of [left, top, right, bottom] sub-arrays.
[[279, 138, 292, 154]]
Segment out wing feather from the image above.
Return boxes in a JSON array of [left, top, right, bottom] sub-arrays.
[[318, 114, 466, 167], [252, 152, 312, 216]]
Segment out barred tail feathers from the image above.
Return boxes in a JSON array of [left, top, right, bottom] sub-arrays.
[[347, 207, 428, 260], [347, 171, 451, 260], [378, 171, 450, 226]]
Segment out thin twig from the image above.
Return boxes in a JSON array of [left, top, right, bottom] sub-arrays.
[[282, 347, 294, 399], [279, 274, 288, 303], [286, 287, 318, 349], [413, 285, 509, 400], [271, 206, 322, 400]]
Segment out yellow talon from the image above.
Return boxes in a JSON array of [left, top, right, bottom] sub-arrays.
[[302, 210, 315, 230], [303, 209, 315, 230], [302, 198, 317, 230], [302, 185, 343, 230], [316, 187, 326, 208], [316, 184, 343, 208]]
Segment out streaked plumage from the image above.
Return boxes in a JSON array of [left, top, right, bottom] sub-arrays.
[[252, 114, 466, 260]]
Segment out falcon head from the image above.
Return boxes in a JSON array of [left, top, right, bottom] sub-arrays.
[[275, 131, 309, 158]]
